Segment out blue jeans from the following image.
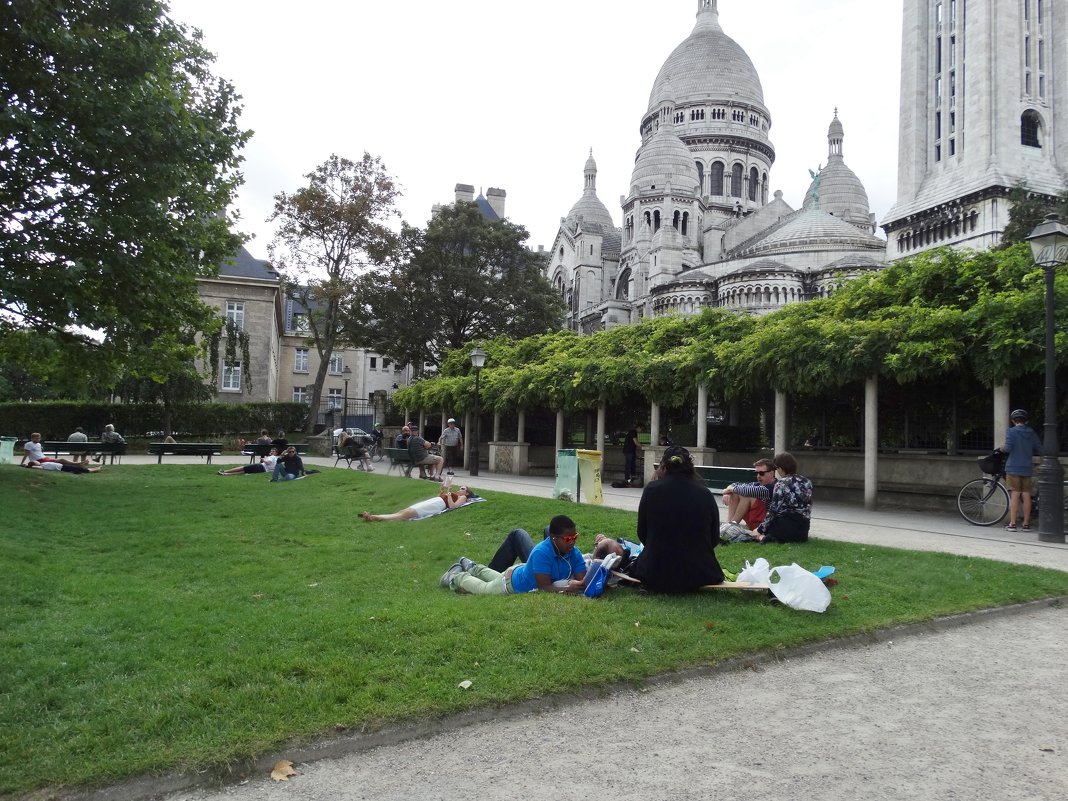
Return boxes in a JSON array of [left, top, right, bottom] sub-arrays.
[[271, 462, 297, 481], [488, 528, 535, 572]]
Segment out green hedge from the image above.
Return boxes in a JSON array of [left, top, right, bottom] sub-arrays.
[[0, 402, 308, 440]]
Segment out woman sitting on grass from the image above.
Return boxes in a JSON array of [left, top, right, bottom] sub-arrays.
[[361, 486, 478, 522], [750, 451, 813, 544]]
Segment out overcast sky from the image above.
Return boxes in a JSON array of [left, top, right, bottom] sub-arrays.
[[165, 0, 904, 257]]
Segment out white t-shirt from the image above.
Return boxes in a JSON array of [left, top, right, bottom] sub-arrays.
[[24, 441, 44, 462], [262, 455, 278, 471], [38, 461, 63, 471]]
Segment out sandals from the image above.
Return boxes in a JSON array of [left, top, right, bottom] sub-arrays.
[[1005, 522, 1017, 531]]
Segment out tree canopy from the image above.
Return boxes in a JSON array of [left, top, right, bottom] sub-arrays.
[[348, 202, 566, 373], [0, 0, 251, 378], [268, 153, 400, 430]]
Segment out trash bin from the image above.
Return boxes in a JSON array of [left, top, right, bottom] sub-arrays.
[[0, 436, 16, 465], [554, 448, 604, 505]]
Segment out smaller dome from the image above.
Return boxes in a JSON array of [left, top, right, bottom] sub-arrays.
[[566, 149, 615, 230], [803, 112, 872, 229], [631, 97, 698, 193]]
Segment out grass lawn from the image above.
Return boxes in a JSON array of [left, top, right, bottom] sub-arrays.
[[3, 465, 1067, 796]]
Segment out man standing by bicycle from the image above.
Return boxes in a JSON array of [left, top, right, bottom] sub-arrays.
[[1000, 409, 1043, 531]]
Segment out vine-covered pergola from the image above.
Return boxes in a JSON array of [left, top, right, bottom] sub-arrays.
[[394, 244, 1067, 506]]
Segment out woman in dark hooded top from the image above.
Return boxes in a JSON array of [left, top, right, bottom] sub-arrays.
[[630, 444, 725, 593]]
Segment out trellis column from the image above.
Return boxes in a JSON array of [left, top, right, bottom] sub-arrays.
[[649, 401, 660, 447], [555, 410, 565, 451], [517, 410, 526, 443], [865, 376, 879, 510], [993, 383, 1010, 449], [696, 384, 708, 448], [774, 391, 788, 454], [596, 403, 606, 464], [492, 412, 501, 443]]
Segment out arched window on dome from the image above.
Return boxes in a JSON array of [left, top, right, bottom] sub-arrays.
[[761, 173, 769, 205], [653, 210, 661, 232], [748, 167, 759, 201], [695, 161, 705, 194], [730, 164, 743, 198], [682, 212, 689, 236], [672, 210, 680, 230], [644, 211, 652, 228], [710, 162, 725, 196], [1021, 109, 1042, 147], [616, 268, 632, 301]]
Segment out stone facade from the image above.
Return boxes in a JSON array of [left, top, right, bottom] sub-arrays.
[[883, 0, 1068, 256]]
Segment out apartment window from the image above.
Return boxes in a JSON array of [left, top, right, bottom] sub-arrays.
[[225, 302, 244, 331], [327, 388, 342, 408], [293, 386, 307, 404], [294, 348, 309, 373], [328, 353, 343, 373], [383, 358, 391, 370], [290, 313, 309, 335], [370, 356, 377, 369], [222, 362, 242, 392]]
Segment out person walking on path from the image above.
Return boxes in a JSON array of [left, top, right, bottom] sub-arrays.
[[1000, 408, 1043, 531]]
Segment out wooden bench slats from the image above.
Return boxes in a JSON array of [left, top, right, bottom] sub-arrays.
[[383, 447, 416, 478], [148, 443, 223, 464]]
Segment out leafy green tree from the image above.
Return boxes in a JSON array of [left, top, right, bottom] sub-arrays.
[[351, 202, 565, 373], [0, 0, 250, 376], [268, 153, 400, 431], [1000, 183, 1068, 246]]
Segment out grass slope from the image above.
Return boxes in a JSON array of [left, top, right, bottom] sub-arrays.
[[2, 465, 1066, 795]]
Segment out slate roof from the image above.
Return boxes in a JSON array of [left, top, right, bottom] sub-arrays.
[[218, 246, 278, 281]]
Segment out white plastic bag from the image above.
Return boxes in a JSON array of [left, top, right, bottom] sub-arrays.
[[768, 563, 832, 612], [736, 557, 771, 585]]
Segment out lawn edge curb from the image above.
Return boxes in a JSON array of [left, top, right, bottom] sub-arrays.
[[20, 595, 1065, 801]]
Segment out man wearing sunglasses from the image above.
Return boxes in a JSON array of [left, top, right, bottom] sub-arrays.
[[720, 457, 776, 533], [440, 515, 587, 595]]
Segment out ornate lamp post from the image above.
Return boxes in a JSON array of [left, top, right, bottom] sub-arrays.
[[342, 366, 352, 429], [469, 347, 487, 477], [1026, 214, 1067, 543]]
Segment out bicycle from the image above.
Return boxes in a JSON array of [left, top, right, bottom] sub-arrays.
[[956, 451, 1009, 526], [366, 438, 385, 462], [958, 450, 1068, 527]]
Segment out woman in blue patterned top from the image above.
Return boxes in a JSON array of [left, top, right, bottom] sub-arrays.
[[751, 451, 813, 544]]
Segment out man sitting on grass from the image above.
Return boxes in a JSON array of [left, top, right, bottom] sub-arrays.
[[439, 515, 588, 595], [719, 457, 776, 542]]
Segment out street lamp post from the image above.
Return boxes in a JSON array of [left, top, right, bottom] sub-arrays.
[[469, 347, 487, 477], [342, 366, 352, 430], [1026, 214, 1067, 543]]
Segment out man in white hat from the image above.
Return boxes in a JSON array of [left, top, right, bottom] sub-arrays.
[[438, 417, 464, 475]]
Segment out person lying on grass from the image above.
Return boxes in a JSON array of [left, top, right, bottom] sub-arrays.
[[438, 514, 587, 595], [482, 528, 630, 573], [25, 458, 101, 474], [361, 485, 478, 522], [218, 449, 278, 476]]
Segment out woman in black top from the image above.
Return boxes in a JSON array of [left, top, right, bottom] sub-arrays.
[[630, 445, 724, 593]]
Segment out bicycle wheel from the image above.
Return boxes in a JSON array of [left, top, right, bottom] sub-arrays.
[[372, 444, 384, 462], [957, 478, 1009, 526]]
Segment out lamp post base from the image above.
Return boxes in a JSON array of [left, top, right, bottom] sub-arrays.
[[1037, 456, 1065, 543]]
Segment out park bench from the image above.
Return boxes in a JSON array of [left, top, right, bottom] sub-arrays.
[[38, 440, 127, 465], [654, 461, 756, 495], [384, 447, 417, 477], [147, 442, 223, 464], [695, 464, 757, 495], [242, 442, 308, 463]]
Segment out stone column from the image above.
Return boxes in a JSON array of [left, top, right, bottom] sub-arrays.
[[774, 391, 788, 454], [993, 382, 1010, 449], [596, 403, 606, 456], [865, 376, 879, 511], [555, 410, 565, 452], [517, 410, 526, 443], [696, 384, 708, 448], [493, 412, 501, 443], [649, 401, 660, 447]]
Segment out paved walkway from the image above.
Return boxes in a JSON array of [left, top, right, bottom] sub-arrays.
[[79, 457, 1068, 801]]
